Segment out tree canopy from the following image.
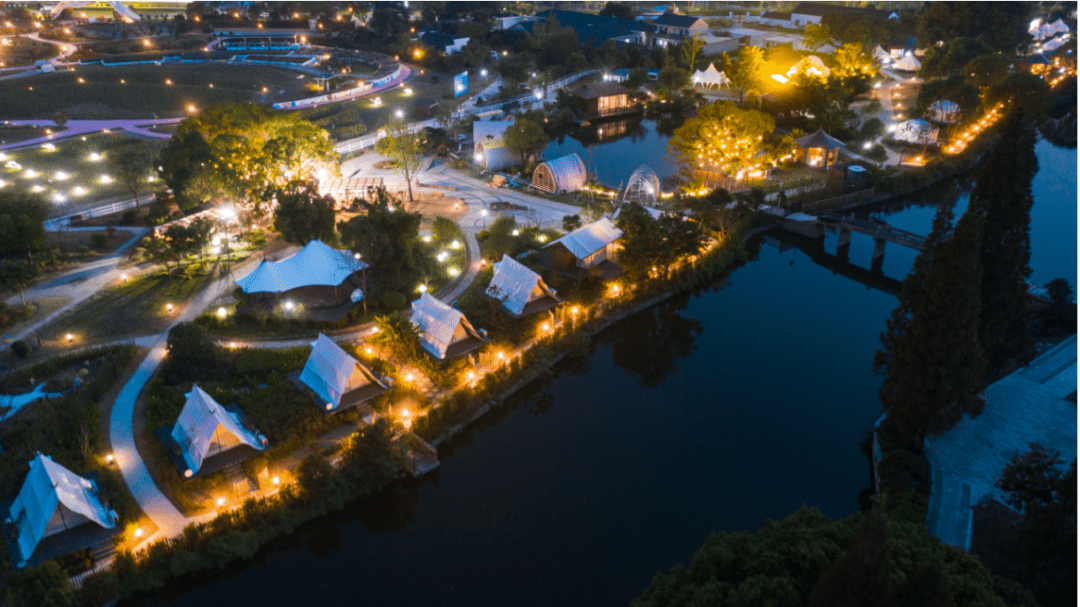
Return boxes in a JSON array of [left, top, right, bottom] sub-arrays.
[[337, 189, 434, 296], [374, 119, 424, 203], [270, 180, 337, 246], [503, 117, 549, 165], [668, 100, 787, 182], [917, 2, 1034, 53], [0, 193, 49, 256]]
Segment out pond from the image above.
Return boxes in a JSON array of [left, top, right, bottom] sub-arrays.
[[132, 141, 1076, 607], [541, 115, 684, 188]]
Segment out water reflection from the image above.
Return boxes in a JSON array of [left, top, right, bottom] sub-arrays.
[[600, 292, 704, 388]]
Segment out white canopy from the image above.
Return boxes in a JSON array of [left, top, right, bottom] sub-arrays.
[[927, 100, 960, 124], [786, 55, 832, 79], [893, 53, 921, 72], [171, 385, 267, 475], [894, 119, 939, 144], [1041, 35, 1068, 52], [486, 255, 560, 316], [298, 334, 385, 411], [411, 292, 483, 359], [7, 453, 118, 564], [1050, 19, 1070, 34], [873, 45, 891, 64], [546, 218, 623, 261], [235, 240, 367, 294], [691, 63, 730, 89]]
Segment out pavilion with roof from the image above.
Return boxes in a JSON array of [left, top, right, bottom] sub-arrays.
[[234, 239, 368, 310], [794, 129, 847, 170]]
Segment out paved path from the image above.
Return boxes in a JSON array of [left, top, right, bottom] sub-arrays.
[[0, 119, 183, 150]]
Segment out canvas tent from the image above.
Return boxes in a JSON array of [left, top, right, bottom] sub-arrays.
[[1040, 36, 1068, 52], [927, 100, 960, 124], [872, 45, 891, 64], [7, 453, 118, 565], [893, 53, 921, 71], [298, 334, 390, 411], [545, 217, 623, 277], [170, 385, 267, 477], [786, 55, 832, 78], [532, 154, 587, 194], [235, 240, 368, 308], [1049, 19, 1070, 34], [894, 119, 939, 145], [691, 63, 731, 89], [794, 128, 847, 169], [486, 255, 562, 317], [474, 138, 516, 171], [411, 292, 486, 359]]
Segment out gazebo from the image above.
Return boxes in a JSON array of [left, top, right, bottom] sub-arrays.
[[794, 129, 847, 170], [486, 255, 563, 318], [532, 153, 587, 194]]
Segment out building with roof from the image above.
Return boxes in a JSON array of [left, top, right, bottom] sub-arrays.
[[514, 9, 655, 48], [651, 13, 708, 42], [545, 217, 623, 279], [571, 81, 636, 119], [414, 97, 439, 119], [486, 255, 563, 318], [474, 138, 516, 172], [494, 13, 535, 30], [411, 292, 487, 360], [754, 11, 793, 27], [235, 240, 368, 310], [167, 385, 267, 478], [794, 129, 847, 170], [419, 31, 470, 55], [6, 453, 118, 567], [295, 334, 391, 413], [923, 336, 1077, 549], [532, 153, 587, 194], [790, 2, 899, 28]]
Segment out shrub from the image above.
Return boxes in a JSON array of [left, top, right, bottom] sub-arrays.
[[121, 209, 139, 225], [76, 245, 91, 256], [432, 216, 459, 243], [10, 340, 30, 358], [381, 291, 407, 310], [7, 560, 76, 607], [91, 233, 108, 249], [877, 449, 931, 496], [234, 347, 308, 377], [204, 532, 259, 568], [146, 205, 169, 226]]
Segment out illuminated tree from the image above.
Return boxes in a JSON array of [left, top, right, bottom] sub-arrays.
[[374, 119, 424, 203], [803, 23, 832, 52], [667, 100, 781, 182], [678, 33, 706, 72], [833, 43, 878, 80], [721, 46, 766, 104]]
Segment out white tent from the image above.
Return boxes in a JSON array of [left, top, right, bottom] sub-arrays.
[[546, 217, 623, 264], [474, 138, 516, 171], [894, 119, 939, 145], [298, 334, 387, 411], [1041, 35, 1068, 52], [873, 45, 892, 64], [486, 255, 561, 316], [171, 385, 267, 476], [892, 53, 921, 72], [411, 292, 484, 359], [235, 240, 367, 295], [6, 453, 118, 564], [1049, 19, 1070, 34], [927, 100, 960, 124], [786, 55, 832, 79], [691, 63, 730, 89]]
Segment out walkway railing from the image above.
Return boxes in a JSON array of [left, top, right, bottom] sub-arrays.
[[44, 196, 151, 229]]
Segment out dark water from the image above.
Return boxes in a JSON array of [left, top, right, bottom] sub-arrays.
[[140, 143, 1075, 607], [542, 116, 683, 187]]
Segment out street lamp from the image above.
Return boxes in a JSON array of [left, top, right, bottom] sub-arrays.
[[394, 109, 404, 118]]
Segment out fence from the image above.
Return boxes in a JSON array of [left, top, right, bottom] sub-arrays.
[[43, 196, 150, 230]]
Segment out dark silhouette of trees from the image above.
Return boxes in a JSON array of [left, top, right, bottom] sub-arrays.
[[270, 180, 337, 246]]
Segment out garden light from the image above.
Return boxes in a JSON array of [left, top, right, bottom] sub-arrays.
[[448, 267, 460, 277], [106, 454, 114, 462], [272, 476, 280, 485], [405, 373, 414, 382], [474, 152, 483, 162], [66, 334, 73, 343], [0, 180, 5, 188], [229, 342, 237, 348], [497, 351, 505, 360], [466, 371, 476, 381], [166, 303, 174, 312], [100, 174, 112, 184], [437, 251, 449, 262], [403, 87, 413, 95], [284, 300, 296, 311], [89, 152, 101, 161], [187, 105, 197, 113], [512, 229, 520, 236], [571, 306, 580, 315], [133, 528, 143, 538], [422, 235, 432, 243], [52, 193, 66, 203], [217, 498, 225, 507], [451, 240, 461, 249], [184, 469, 193, 478], [121, 273, 128, 281], [395, 109, 404, 118], [42, 143, 56, 152], [217, 307, 227, 319], [32, 185, 44, 193], [481, 69, 488, 77], [166, 79, 173, 85], [418, 284, 428, 293], [23, 169, 37, 178], [54, 170, 68, 180], [72, 187, 86, 196], [365, 347, 373, 355]]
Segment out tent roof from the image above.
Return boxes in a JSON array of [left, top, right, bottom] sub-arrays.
[[692, 63, 730, 86], [537, 153, 587, 192], [235, 240, 367, 294], [546, 217, 623, 260], [7, 453, 117, 563], [486, 255, 559, 316], [298, 334, 382, 410], [893, 53, 921, 71], [171, 385, 266, 474], [794, 129, 847, 151], [411, 292, 482, 358]]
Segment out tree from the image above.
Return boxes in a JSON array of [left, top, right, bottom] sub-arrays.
[[562, 214, 582, 232], [148, 223, 198, 279], [656, 65, 690, 96], [338, 189, 433, 296], [917, 2, 1034, 54], [598, 1, 634, 19], [803, 23, 832, 52], [7, 560, 75, 607], [873, 205, 987, 451], [52, 112, 67, 127], [970, 111, 1037, 375], [1041, 278, 1077, 335], [270, 180, 336, 245], [339, 418, 405, 494], [678, 33, 705, 72], [0, 193, 49, 256], [502, 117, 549, 165], [833, 42, 877, 81], [721, 46, 765, 104], [963, 54, 1013, 92], [111, 142, 155, 209], [374, 119, 424, 203], [985, 72, 1053, 118], [433, 100, 465, 141], [919, 37, 993, 80], [482, 215, 518, 261], [997, 443, 1065, 514], [372, 311, 424, 362], [0, 259, 43, 307], [668, 100, 777, 181]]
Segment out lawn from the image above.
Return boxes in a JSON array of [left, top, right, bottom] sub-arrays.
[[0, 296, 70, 340], [296, 75, 454, 141], [0, 35, 58, 67], [0, 63, 312, 118], [0, 132, 162, 209]]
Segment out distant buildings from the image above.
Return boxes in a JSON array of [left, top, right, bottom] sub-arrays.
[[511, 9, 655, 48], [651, 13, 708, 46], [419, 31, 470, 55], [789, 2, 899, 28]]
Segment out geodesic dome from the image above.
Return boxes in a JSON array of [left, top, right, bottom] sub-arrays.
[[624, 165, 660, 207]]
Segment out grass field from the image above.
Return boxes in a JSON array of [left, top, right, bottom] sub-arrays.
[[0, 36, 58, 67], [0, 132, 162, 208], [0, 63, 312, 118], [297, 75, 455, 140]]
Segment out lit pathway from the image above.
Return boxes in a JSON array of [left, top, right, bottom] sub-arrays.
[[0, 119, 183, 150]]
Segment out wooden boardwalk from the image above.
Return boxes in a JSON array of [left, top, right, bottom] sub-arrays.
[[817, 214, 926, 250]]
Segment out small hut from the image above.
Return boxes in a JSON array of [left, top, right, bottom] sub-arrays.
[[296, 334, 391, 413], [571, 81, 634, 118], [532, 153, 586, 194], [234, 240, 368, 310], [545, 217, 623, 278], [169, 385, 267, 478], [474, 138, 515, 171], [486, 255, 563, 317], [794, 129, 847, 170], [7, 454, 118, 566], [414, 98, 439, 119], [411, 292, 487, 360]]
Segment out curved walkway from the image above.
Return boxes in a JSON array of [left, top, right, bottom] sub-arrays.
[[0, 119, 183, 150]]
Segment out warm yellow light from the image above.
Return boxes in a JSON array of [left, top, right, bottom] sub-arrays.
[[133, 528, 143, 538], [217, 498, 225, 507], [66, 333, 74, 342], [106, 454, 114, 462], [365, 346, 373, 355], [496, 351, 505, 360], [272, 476, 280, 485], [166, 303, 174, 312], [405, 373, 414, 382]]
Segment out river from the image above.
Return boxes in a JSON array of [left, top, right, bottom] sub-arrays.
[[134, 141, 1076, 607]]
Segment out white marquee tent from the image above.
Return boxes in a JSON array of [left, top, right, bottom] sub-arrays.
[[235, 240, 367, 295], [873, 45, 892, 64], [893, 53, 921, 72], [486, 255, 562, 317], [6, 453, 118, 565], [787, 55, 832, 78], [411, 292, 484, 359], [298, 334, 388, 411], [691, 63, 731, 89], [171, 385, 267, 476]]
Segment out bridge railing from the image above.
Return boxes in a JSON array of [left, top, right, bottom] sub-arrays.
[[44, 196, 151, 230]]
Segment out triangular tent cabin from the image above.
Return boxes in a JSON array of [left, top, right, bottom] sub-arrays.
[[411, 292, 487, 360], [893, 53, 921, 71], [545, 217, 624, 279], [873, 45, 891, 64], [171, 385, 267, 477], [298, 334, 390, 412], [486, 255, 563, 317], [6, 453, 118, 565], [235, 239, 368, 309]]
